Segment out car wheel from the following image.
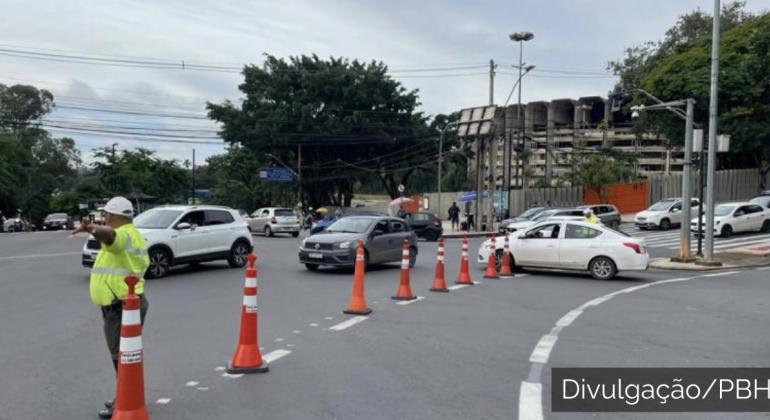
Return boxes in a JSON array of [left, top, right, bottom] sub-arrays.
[[265, 226, 273, 237], [423, 230, 437, 242], [609, 220, 620, 229], [720, 224, 733, 238], [227, 240, 250, 268], [761, 220, 770, 233], [291, 232, 299, 238], [589, 256, 617, 280], [639, 226, 648, 231], [408, 247, 417, 268], [146, 248, 171, 279], [494, 249, 503, 272], [305, 263, 319, 271], [659, 218, 671, 230]]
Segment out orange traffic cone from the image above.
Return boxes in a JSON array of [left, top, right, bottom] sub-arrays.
[[112, 275, 149, 420], [483, 235, 499, 279], [456, 234, 473, 285], [430, 237, 449, 292], [344, 240, 372, 315], [499, 234, 514, 277], [227, 254, 269, 374], [392, 239, 417, 300]]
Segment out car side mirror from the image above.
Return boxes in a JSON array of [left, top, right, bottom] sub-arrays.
[[176, 222, 192, 230], [671, 208, 680, 213]]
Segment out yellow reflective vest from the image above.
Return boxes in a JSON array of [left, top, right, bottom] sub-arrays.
[[586, 215, 601, 224], [89, 223, 149, 306]]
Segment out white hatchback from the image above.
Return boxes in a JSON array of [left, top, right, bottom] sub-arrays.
[[477, 219, 649, 280], [82, 205, 254, 278], [247, 207, 301, 237], [690, 202, 770, 237]]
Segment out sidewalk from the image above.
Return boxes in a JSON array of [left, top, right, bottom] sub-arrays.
[[440, 220, 496, 239], [650, 246, 770, 271]]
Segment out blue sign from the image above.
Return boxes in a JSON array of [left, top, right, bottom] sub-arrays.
[[259, 167, 294, 182]]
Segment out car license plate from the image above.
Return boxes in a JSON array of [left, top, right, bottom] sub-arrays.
[[309, 253, 323, 259]]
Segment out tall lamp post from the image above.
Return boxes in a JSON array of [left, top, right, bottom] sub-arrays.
[[502, 64, 535, 217], [508, 31, 534, 210], [437, 121, 458, 220], [702, 0, 722, 265]]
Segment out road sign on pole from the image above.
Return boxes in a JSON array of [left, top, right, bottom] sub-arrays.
[[259, 168, 294, 182]]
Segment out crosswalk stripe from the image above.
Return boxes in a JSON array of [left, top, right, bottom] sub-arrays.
[[713, 237, 770, 250], [664, 236, 770, 250]]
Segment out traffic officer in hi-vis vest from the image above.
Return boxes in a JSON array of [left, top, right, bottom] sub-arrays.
[[72, 196, 149, 419]]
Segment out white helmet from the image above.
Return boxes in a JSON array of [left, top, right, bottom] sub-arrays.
[[100, 196, 134, 217], [583, 208, 593, 216]]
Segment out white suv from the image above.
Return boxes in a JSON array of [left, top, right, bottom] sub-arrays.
[[82, 205, 254, 278], [634, 197, 699, 230]]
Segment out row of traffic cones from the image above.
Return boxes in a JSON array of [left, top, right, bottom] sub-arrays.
[[111, 235, 511, 419]]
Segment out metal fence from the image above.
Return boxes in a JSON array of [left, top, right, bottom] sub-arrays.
[[423, 168, 764, 218]]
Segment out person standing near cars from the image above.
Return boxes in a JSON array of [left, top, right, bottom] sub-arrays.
[[583, 208, 600, 224], [71, 196, 149, 419], [448, 202, 460, 231]]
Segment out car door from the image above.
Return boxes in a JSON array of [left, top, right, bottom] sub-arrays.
[[255, 209, 271, 233], [559, 224, 604, 269], [669, 201, 683, 225], [367, 219, 392, 263], [249, 208, 262, 232], [731, 206, 751, 232], [204, 210, 235, 253], [173, 210, 208, 257], [743, 205, 764, 231], [407, 213, 427, 234], [513, 223, 563, 267]]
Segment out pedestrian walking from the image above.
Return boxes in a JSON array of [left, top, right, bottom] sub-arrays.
[[466, 206, 476, 231], [448, 202, 460, 231], [71, 196, 149, 419]]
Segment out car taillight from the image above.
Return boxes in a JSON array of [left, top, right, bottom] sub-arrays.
[[271, 217, 277, 224], [623, 242, 642, 254]]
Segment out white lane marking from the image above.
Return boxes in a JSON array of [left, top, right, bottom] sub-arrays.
[[395, 296, 425, 306], [185, 381, 199, 387], [447, 284, 468, 291], [529, 334, 558, 364], [0, 251, 80, 261], [519, 269, 759, 419], [518, 381, 544, 420], [329, 316, 368, 331], [287, 344, 295, 348], [155, 398, 172, 405], [196, 387, 208, 391], [274, 338, 284, 342], [221, 372, 244, 379], [757, 267, 770, 271], [292, 330, 301, 334], [555, 310, 583, 328], [309, 323, 319, 327], [214, 366, 226, 371], [325, 316, 334, 320], [263, 349, 291, 364]]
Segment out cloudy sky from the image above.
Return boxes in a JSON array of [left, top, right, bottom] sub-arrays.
[[1, 0, 765, 164]]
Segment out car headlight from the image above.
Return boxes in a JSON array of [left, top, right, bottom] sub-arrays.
[[301, 238, 309, 248], [339, 241, 351, 249]]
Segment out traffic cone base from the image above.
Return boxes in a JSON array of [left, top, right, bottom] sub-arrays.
[[430, 287, 449, 292], [227, 361, 269, 374], [344, 307, 372, 315], [392, 294, 418, 301]]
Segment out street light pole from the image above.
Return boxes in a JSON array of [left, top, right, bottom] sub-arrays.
[[508, 31, 534, 212], [677, 99, 695, 261], [702, 0, 721, 264], [437, 121, 458, 220]]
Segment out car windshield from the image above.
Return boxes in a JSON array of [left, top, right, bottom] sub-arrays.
[[326, 217, 374, 233], [46, 213, 67, 220], [134, 209, 183, 229], [532, 210, 558, 222], [749, 197, 770, 206], [714, 205, 736, 216], [649, 200, 676, 211], [275, 209, 293, 217], [519, 207, 544, 219]]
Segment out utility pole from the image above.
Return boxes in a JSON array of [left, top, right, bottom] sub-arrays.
[[676, 99, 695, 262], [297, 144, 302, 206], [489, 59, 496, 105], [111, 143, 117, 193], [702, 0, 721, 265], [191, 148, 196, 204]]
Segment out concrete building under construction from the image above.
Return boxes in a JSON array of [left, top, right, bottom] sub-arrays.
[[467, 95, 683, 189]]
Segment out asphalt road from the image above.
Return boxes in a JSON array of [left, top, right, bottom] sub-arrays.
[[1, 230, 769, 419]]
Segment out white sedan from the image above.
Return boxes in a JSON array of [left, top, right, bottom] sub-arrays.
[[477, 219, 649, 280], [690, 202, 770, 237]]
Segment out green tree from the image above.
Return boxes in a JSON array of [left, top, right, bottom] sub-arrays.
[[560, 148, 636, 202], [207, 54, 433, 207]]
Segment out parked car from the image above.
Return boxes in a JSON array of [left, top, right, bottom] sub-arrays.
[[42, 212, 72, 230], [503, 208, 585, 233], [634, 197, 699, 230], [477, 219, 649, 280], [247, 207, 301, 237], [82, 205, 253, 278], [498, 207, 549, 232], [404, 212, 442, 241], [298, 216, 418, 271], [579, 204, 621, 229], [3, 215, 32, 232], [690, 202, 770, 238], [749, 195, 770, 209], [310, 210, 387, 235]]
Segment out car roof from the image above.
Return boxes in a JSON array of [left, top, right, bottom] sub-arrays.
[[718, 201, 752, 206], [578, 204, 616, 208], [150, 205, 235, 211]]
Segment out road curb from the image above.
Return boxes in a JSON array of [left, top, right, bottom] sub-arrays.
[[649, 254, 770, 271], [442, 232, 495, 239]]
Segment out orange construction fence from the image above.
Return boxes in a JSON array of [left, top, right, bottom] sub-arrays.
[[584, 181, 648, 214]]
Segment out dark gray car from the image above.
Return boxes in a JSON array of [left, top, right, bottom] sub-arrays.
[[579, 204, 622, 228], [298, 216, 418, 271]]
